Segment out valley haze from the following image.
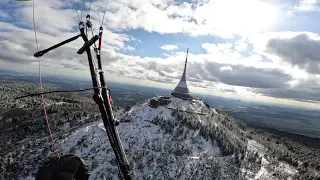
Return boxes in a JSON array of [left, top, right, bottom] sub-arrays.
[[1, 71, 319, 139]]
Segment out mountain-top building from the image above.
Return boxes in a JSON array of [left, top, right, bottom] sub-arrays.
[[171, 48, 193, 100]]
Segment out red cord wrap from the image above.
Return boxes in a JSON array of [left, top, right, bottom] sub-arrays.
[[98, 34, 102, 50], [33, 0, 60, 159]]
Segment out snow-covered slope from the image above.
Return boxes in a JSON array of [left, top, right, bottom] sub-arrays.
[[52, 96, 298, 179], [2, 84, 319, 180], [58, 97, 236, 179]]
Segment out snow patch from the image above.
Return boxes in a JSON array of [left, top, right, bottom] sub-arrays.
[[166, 97, 207, 113], [247, 140, 265, 154]]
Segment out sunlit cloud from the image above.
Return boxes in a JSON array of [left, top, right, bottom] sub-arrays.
[[295, 0, 320, 11], [0, 0, 320, 108], [160, 44, 178, 51]]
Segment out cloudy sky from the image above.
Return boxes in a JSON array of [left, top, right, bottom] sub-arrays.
[[1, 0, 320, 108]]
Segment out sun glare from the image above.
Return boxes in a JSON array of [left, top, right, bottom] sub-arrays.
[[196, 0, 277, 35]]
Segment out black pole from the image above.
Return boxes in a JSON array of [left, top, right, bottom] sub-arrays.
[[32, 21, 132, 179], [77, 35, 99, 54], [34, 34, 81, 57], [78, 22, 132, 179]]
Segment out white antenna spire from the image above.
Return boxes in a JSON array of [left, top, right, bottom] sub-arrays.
[[171, 48, 192, 100]]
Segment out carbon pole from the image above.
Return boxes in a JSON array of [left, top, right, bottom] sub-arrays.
[[34, 34, 81, 57], [30, 21, 132, 179], [78, 22, 132, 179]]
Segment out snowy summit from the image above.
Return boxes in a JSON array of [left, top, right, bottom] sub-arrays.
[[55, 96, 298, 179]]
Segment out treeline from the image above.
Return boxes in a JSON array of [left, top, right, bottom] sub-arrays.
[[0, 83, 106, 179]]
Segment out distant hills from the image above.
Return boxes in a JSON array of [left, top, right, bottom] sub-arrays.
[[0, 70, 319, 138]]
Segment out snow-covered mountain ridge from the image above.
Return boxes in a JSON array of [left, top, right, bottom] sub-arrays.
[[1, 86, 319, 180], [55, 96, 302, 179]]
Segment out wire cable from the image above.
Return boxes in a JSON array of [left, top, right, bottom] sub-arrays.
[[97, 0, 101, 25], [80, 0, 84, 20], [72, 0, 81, 22], [87, 0, 93, 15], [100, 0, 109, 26]]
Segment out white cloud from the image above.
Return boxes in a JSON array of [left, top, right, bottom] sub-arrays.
[[220, 66, 232, 71], [191, 0, 277, 36], [9, 0, 279, 38], [247, 31, 320, 75], [265, 33, 320, 74], [1, 0, 320, 107], [201, 43, 233, 54], [17, 0, 76, 35], [295, 0, 320, 11], [234, 40, 248, 52], [286, 11, 293, 16], [123, 45, 135, 52], [0, 10, 9, 18], [160, 44, 178, 51], [91, 0, 278, 37], [201, 43, 242, 64]]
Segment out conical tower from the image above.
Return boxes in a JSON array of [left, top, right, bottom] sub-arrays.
[[171, 48, 192, 100]]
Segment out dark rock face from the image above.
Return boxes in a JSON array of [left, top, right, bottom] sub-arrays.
[[148, 97, 171, 108]]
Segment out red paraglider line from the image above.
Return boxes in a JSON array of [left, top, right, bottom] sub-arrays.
[[33, 0, 60, 159]]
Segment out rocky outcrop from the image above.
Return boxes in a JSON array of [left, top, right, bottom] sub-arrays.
[[148, 96, 171, 108]]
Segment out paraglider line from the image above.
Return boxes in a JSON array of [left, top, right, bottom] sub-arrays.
[[33, 0, 60, 159], [100, 0, 109, 26]]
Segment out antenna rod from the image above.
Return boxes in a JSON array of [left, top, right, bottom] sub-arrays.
[[186, 48, 189, 60], [184, 48, 189, 74]]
